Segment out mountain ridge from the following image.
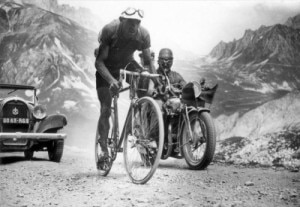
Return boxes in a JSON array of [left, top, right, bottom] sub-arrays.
[[1, 0, 103, 32], [210, 19, 300, 66], [0, 2, 99, 120]]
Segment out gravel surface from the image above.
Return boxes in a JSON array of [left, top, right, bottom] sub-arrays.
[[0, 148, 299, 207]]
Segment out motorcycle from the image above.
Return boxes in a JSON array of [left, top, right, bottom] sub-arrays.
[[154, 74, 218, 169]]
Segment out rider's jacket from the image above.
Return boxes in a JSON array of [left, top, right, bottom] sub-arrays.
[[157, 68, 186, 90], [95, 19, 151, 88]]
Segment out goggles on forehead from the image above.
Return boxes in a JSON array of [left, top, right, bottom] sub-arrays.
[[122, 7, 144, 18]]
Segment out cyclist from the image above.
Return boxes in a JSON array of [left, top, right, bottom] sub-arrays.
[[94, 7, 156, 165]]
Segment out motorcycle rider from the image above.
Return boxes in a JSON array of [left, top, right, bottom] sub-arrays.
[[94, 7, 157, 166], [156, 48, 186, 96]]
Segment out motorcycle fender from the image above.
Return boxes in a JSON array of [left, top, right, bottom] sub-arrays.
[[186, 106, 210, 115], [36, 114, 67, 133], [196, 107, 210, 113]]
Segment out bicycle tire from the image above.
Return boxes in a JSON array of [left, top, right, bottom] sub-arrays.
[[123, 97, 164, 184]]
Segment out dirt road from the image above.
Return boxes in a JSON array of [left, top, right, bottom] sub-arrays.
[[0, 147, 299, 207]]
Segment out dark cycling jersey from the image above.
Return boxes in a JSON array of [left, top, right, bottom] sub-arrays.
[[95, 19, 151, 88]]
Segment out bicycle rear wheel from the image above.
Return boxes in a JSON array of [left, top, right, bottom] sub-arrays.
[[123, 97, 164, 184]]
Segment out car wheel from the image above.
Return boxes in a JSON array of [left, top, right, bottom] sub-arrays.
[[48, 140, 64, 162], [24, 149, 34, 160]]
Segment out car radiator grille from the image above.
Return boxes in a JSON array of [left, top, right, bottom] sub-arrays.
[[2, 101, 30, 133]]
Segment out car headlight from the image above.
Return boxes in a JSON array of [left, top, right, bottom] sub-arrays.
[[33, 105, 47, 119]]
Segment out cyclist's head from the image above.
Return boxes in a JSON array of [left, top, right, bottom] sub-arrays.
[[158, 48, 173, 72], [120, 7, 144, 21], [119, 8, 144, 39]]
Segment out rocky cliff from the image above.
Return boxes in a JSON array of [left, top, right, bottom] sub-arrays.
[[2, 0, 103, 32], [0, 2, 99, 120]]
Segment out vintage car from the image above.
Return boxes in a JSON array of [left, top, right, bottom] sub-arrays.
[[0, 84, 67, 162]]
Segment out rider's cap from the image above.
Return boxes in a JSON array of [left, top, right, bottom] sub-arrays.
[[120, 7, 144, 21]]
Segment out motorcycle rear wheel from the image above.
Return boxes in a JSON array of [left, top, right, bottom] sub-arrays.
[[181, 111, 216, 170]]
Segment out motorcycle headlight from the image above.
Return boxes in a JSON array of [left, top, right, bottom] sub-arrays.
[[33, 105, 47, 119], [166, 98, 182, 112]]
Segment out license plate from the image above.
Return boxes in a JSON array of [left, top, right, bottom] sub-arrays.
[[3, 139, 28, 146], [2, 118, 29, 124]]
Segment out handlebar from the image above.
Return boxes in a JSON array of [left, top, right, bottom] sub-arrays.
[[120, 69, 161, 78]]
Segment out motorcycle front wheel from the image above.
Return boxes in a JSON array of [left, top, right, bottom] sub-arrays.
[[181, 111, 216, 170]]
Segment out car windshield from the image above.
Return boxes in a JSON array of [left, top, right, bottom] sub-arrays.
[[0, 88, 35, 103]]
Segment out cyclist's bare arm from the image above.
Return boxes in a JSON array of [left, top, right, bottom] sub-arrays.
[[141, 48, 156, 75], [141, 48, 161, 87], [95, 43, 117, 85]]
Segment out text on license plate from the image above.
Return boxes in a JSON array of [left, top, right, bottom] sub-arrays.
[[3, 118, 29, 124]]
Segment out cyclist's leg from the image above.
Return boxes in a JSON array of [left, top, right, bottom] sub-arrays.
[[97, 87, 112, 160]]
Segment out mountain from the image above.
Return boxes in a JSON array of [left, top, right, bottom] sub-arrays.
[[2, 0, 103, 32], [191, 14, 300, 118], [285, 13, 300, 29], [210, 15, 300, 65], [193, 14, 300, 167], [208, 14, 300, 93], [9, 0, 59, 12], [0, 1, 99, 121]]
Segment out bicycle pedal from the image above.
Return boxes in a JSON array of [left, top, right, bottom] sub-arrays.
[[117, 148, 123, 152]]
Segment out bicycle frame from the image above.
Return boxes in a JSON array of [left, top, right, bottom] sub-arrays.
[[96, 68, 165, 183], [111, 70, 160, 152]]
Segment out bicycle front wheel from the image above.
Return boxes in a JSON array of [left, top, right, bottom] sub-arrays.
[[123, 97, 164, 184]]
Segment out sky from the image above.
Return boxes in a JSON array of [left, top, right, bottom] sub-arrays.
[[58, 0, 300, 57]]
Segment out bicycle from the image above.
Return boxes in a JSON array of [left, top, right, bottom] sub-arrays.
[[95, 69, 164, 184]]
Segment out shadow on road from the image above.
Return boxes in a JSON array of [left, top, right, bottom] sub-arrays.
[[0, 155, 48, 165], [158, 163, 188, 171], [73, 170, 127, 181], [158, 159, 189, 171]]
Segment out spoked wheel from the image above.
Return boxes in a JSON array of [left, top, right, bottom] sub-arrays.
[[181, 111, 216, 170], [123, 97, 164, 184], [95, 117, 115, 176]]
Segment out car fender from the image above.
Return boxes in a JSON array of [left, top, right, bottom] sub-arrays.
[[36, 114, 67, 133]]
